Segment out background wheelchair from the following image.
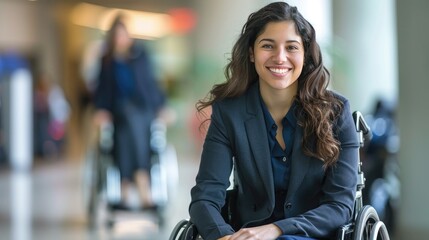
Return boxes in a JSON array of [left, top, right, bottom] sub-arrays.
[[169, 111, 390, 240], [82, 118, 179, 228]]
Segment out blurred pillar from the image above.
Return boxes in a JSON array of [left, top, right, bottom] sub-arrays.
[[10, 68, 33, 171], [0, 54, 33, 240], [0, 53, 33, 171], [11, 171, 32, 240], [396, 0, 429, 238], [332, 0, 398, 114]]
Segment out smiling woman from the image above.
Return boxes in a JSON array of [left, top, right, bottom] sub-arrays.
[[187, 2, 360, 240]]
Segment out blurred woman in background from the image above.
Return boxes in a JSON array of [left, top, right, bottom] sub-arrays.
[[93, 14, 166, 210]]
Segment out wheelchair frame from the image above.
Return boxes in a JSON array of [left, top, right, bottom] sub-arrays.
[[82, 118, 178, 228], [169, 111, 391, 240], [82, 120, 117, 228]]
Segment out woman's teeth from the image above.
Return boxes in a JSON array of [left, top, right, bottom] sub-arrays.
[[269, 68, 289, 74]]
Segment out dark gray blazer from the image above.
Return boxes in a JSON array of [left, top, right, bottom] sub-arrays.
[[189, 83, 360, 240]]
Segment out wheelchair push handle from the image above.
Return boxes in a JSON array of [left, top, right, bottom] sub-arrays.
[[352, 111, 372, 146]]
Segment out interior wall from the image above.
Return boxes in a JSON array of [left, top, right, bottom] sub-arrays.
[[0, 1, 40, 54], [332, 0, 398, 114], [396, 0, 429, 238], [189, 0, 266, 99]]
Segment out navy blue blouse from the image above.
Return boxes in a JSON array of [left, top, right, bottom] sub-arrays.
[[260, 95, 297, 221], [114, 58, 135, 99]]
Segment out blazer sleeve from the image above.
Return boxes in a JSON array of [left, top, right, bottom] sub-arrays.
[[274, 99, 360, 238], [189, 101, 235, 240], [93, 59, 114, 112], [133, 48, 166, 113]]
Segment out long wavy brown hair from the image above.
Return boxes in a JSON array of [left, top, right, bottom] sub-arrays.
[[197, 2, 343, 167]]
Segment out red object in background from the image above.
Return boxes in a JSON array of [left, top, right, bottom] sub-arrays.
[[188, 106, 211, 153], [168, 8, 196, 34], [48, 120, 65, 141]]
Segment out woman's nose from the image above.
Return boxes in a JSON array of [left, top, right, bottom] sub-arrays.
[[272, 48, 288, 63]]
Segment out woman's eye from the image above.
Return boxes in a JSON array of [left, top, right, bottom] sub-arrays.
[[287, 45, 299, 51], [261, 44, 273, 49]]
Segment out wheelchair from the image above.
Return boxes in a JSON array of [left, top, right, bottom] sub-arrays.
[[82, 118, 178, 228], [169, 111, 390, 240]]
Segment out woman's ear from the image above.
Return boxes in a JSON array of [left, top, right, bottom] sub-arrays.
[[249, 47, 254, 62]]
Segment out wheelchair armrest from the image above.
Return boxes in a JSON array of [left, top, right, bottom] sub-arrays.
[[170, 187, 238, 240], [336, 222, 355, 240]]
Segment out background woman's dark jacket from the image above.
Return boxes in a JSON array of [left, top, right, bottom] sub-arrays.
[[94, 44, 165, 116]]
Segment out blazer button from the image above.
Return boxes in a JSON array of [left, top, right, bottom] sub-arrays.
[[285, 203, 292, 209]]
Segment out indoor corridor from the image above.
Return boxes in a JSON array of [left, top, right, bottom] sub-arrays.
[[0, 126, 200, 240], [2, 0, 429, 239]]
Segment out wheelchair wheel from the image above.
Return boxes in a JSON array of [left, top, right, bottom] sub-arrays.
[[353, 205, 389, 240], [104, 159, 121, 205], [82, 121, 116, 228], [82, 145, 102, 228], [369, 221, 390, 240], [169, 219, 189, 240], [169, 219, 200, 240]]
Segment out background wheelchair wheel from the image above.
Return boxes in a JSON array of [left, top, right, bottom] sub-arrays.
[[86, 183, 99, 228], [353, 205, 388, 240], [82, 147, 101, 228]]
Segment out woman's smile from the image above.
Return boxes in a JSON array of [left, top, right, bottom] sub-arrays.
[[267, 67, 292, 76]]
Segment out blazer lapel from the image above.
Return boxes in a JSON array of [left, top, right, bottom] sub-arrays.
[[244, 84, 275, 203]]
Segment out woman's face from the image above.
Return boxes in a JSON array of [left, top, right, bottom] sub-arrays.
[[250, 20, 304, 93], [114, 24, 133, 54]]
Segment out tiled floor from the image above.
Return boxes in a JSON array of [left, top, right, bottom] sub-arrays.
[[0, 145, 200, 240]]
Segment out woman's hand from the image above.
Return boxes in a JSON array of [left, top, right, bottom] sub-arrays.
[[157, 107, 177, 126], [218, 235, 231, 240], [227, 224, 282, 240], [93, 110, 112, 126]]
